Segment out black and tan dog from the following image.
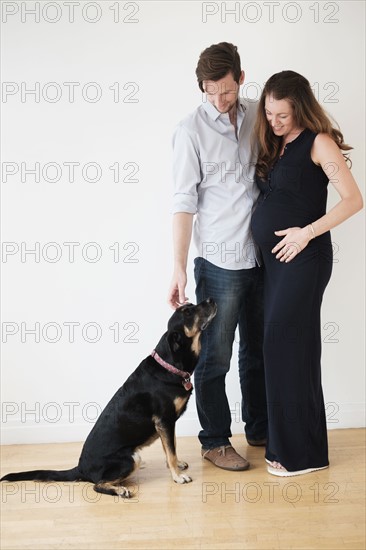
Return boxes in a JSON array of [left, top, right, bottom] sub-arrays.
[[1, 299, 217, 497]]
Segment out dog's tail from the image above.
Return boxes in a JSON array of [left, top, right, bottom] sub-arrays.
[[0, 467, 81, 483]]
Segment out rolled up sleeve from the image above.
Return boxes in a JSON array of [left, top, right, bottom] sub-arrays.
[[172, 124, 201, 214]]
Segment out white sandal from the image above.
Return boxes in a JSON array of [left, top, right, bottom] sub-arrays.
[[267, 464, 329, 477]]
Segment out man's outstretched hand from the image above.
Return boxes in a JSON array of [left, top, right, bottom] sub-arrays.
[[167, 270, 189, 309]]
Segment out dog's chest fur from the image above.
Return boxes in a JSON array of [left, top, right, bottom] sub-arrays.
[[173, 395, 190, 417]]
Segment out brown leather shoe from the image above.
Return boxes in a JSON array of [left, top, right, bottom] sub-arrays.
[[202, 445, 250, 471]]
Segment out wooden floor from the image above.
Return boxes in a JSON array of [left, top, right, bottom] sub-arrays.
[[1, 429, 365, 550]]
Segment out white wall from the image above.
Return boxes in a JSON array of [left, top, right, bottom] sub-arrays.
[[1, 0, 364, 444]]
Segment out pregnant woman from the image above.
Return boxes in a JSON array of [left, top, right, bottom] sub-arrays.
[[251, 71, 363, 476]]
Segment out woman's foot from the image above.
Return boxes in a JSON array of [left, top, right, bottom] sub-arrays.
[[267, 462, 329, 477], [265, 458, 286, 470], [265, 458, 328, 476], [268, 460, 287, 471]]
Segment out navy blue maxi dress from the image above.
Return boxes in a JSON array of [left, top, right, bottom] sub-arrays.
[[251, 129, 332, 471]]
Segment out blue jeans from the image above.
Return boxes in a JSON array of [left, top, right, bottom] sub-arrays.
[[194, 257, 267, 449]]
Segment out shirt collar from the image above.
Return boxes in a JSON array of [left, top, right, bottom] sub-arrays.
[[202, 98, 247, 121]]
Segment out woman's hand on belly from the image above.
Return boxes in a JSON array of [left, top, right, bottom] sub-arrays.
[[271, 226, 312, 263]]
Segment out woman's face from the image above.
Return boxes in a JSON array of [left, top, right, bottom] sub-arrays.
[[264, 94, 300, 139]]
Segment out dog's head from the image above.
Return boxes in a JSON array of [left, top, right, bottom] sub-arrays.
[[167, 298, 217, 362]]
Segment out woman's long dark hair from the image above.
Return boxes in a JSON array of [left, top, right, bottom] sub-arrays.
[[254, 70, 352, 180]]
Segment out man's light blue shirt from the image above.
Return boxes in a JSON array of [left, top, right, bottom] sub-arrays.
[[172, 97, 259, 270]]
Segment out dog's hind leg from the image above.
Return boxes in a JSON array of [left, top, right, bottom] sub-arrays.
[[153, 416, 192, 484], [94, 479, 132, 498], [93, 454, 139, 498]]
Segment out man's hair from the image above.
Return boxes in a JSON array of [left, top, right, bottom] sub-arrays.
[[195, 42, 242, 92]]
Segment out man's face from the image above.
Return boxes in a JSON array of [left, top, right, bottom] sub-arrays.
[[203, 71, 244, 113]]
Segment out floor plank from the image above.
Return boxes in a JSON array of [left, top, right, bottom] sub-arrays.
[[1, 429, 365, 549]]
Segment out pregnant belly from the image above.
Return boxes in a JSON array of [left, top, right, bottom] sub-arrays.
[[251, 194, 310, 250]]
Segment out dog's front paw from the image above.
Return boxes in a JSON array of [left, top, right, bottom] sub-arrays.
[[177, 461, 189, 470], [173, 473, 192, 484]]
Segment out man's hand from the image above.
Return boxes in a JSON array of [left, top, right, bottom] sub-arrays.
[[167, 269, 189, 309], [168, 213, 194, 308]]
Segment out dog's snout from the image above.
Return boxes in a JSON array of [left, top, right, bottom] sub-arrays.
[[203, 297, 217, 314], [200, 297, 216, 309], [196, 298, 217, 332]]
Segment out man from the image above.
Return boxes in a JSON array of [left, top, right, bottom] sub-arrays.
[[167, 42, 267, 471]]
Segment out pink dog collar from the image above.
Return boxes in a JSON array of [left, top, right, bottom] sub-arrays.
[[151, 350, 193, 391]]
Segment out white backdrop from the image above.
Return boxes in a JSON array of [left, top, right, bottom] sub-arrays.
[[1, 0, 365, 444]]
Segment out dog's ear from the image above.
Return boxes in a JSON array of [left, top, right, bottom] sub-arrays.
[[168, 331, 183, 353]]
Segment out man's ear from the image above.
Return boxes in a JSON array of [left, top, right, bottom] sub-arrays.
[[239, 70, 245, 86], [168, 331, 183, 353]]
